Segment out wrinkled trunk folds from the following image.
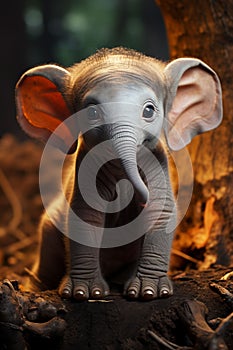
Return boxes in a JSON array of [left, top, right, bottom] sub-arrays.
[[111, 124, 149, 206]]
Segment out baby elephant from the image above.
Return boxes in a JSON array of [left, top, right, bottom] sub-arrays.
[[15, 47, 222, 301]]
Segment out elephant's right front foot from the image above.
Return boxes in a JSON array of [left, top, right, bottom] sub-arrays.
[[58, 274, 110, 301]]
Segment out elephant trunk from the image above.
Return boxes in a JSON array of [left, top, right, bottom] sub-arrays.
[[111, 124, 149, 206]]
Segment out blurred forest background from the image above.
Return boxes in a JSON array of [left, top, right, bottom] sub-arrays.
[[0, 0, 168, 138]]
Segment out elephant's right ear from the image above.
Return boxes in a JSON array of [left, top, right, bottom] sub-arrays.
[[15, 65, 77, 153]]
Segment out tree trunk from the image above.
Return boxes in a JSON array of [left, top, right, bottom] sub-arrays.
[[156, 0, 233, 270], [0, 0, 27, 138]]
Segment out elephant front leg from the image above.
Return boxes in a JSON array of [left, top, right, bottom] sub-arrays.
[[125, 229, 174, 301], [59, 201, 110, 301], [59, 240, 109, 300]]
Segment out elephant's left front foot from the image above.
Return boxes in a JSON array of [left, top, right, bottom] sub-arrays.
[[125, 275, 173, 301]]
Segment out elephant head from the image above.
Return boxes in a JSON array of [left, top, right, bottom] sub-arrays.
[[15, 47, 222, 207]]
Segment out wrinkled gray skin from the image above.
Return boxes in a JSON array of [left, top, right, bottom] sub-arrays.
[[15, 47, 222, 301]]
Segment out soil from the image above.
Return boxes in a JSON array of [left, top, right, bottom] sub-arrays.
[[0, 134, 232, 350]]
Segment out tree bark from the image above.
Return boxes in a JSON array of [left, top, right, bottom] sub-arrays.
[[156, 0, 233, 269]]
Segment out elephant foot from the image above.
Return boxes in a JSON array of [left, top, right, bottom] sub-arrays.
[[124, 275, 173, 301], [58, 275, 110, 301]]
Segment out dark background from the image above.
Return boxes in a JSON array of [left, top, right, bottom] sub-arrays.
[[0, 0, 168, 138]]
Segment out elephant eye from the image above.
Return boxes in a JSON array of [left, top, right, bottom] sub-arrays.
[[142, 104, 156, 120], [87, 105, 100, 121]]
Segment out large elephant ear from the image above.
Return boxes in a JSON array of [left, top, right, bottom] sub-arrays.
[[15, 65, 77, 153], [164, 58, 223, 151]]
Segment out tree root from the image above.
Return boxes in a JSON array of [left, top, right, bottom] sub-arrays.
[[0, 279, 67, 349], [209, 282, 233, 309], [148, 300, 233, 350], [148, 329, 192, 350]]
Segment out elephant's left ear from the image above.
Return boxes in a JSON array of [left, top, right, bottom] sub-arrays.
[[164, 58, 223, 151]]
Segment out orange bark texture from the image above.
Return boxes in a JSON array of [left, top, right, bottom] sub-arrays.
[[156, 1, 233, 269]]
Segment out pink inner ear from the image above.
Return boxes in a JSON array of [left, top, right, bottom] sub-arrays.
[[167, 67, 221, 151]]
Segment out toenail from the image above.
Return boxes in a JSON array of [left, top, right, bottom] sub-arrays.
[[143, 289, 154, 300], [75, 290, 86, 299], [128, 289, 137, 298], [93, 289, 101, 297], [76, 290, 85, 295], [61, 289, 71, 298], [144, 289, 153, 295], [160, 289, 169, 297]]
